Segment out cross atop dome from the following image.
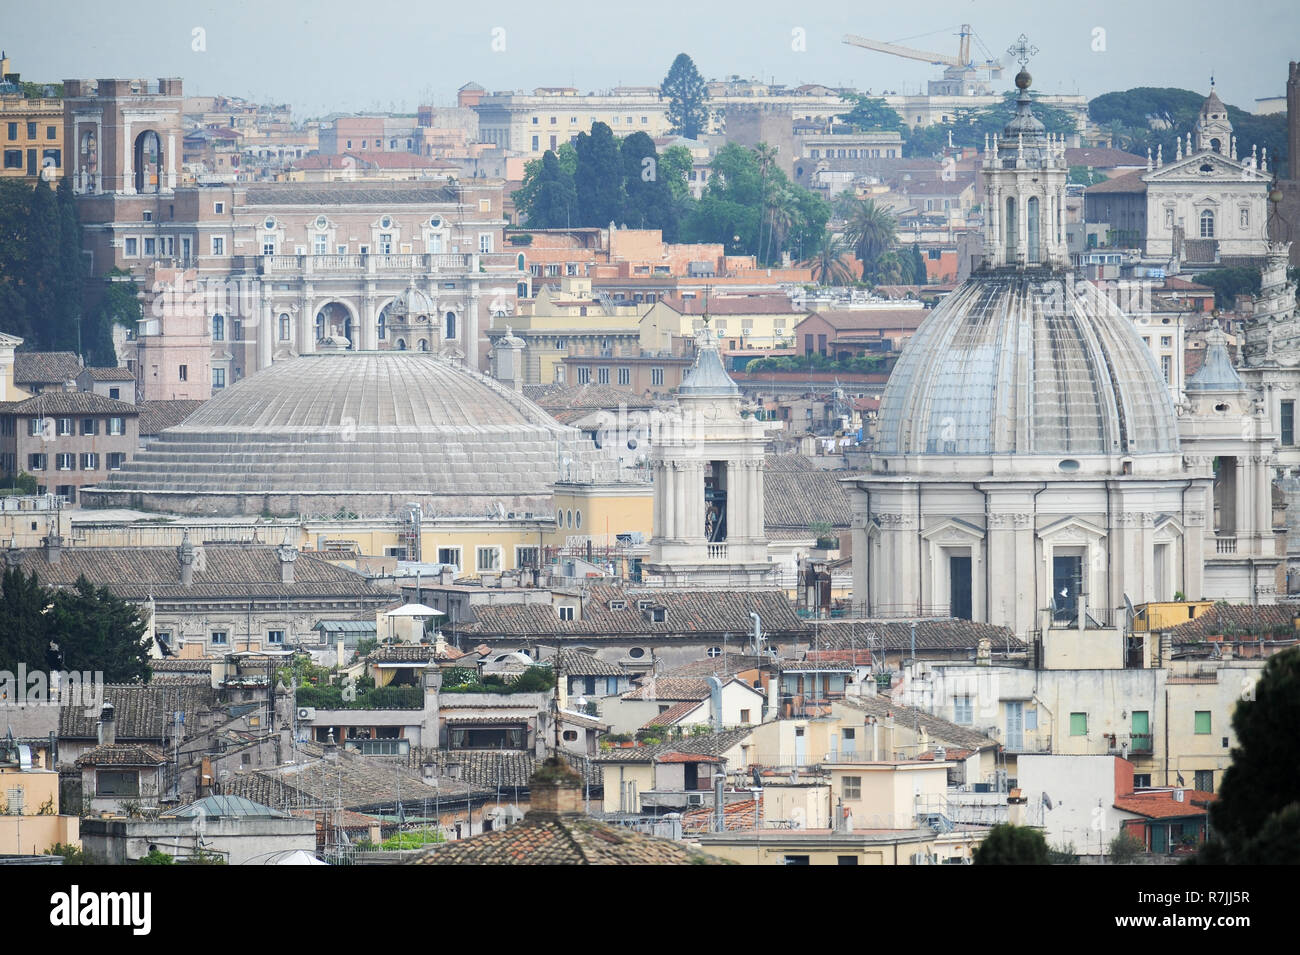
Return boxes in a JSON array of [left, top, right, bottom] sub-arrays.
[[1007, 34, 1038, 71]]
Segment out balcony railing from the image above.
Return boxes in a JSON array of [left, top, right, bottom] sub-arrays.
[[706, 542, 728, 560], [1215, 537, 1237, 554], [259, 252, 521, 276]]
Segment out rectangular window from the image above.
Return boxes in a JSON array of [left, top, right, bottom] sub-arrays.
[[558, 606, 575, 621], [213, 368, 226, 389], [28, 453, 45, 471], [46, 125, 56, 141], [96, 770, 140, 797], [214, 201, 224, 214], [178, 365, 188, 382], [107, 452, 126, 470], [1194, 711, 1212, 735], [2, 149, 21, 169], [479, 233, 493, 254], [108, 388, 120, 400], [1133, 774, 1152, 789], [27, 122, 36, 139], [80, 453, 98, 471], [81, 417, 98, 436], [1282, 400, 1295, 446], [267, 630, 285, 645], [124, 237, 138, 257], [479, 198, 491, 212], [617, 367, 631, 386], [56, 453, 74, 471], [1070, 712, 1088, 736], [576, 367, 591, 385], [842, 776, 862, 800], [651, 367, 664, 387], [211, 235, 225, 255], [954, 696, 973, 725], [515, 546, 539, 568], [1194, 769, 1214, 791], [58, 417, 73, 436], [436, 546, 461, 569], [5, 123, 15, 140], [143, 237, 156, 256], [211, 631, 228, 646], [476, 547, 500, 571], [262, 237, 276, 256], [597, 367, 610, 385]]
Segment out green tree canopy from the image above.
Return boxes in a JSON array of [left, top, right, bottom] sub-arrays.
[[837, 93, 906, 134], [972, 823, 1051, 864], [1195, 646, 1300, 864], [660, 53, 710, 140], [840, 195, 898, 281], [574, 122, 624, 227]]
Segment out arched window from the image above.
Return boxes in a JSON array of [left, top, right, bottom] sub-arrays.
[[1004, 196, 1017, 260], [417, 339, 428, 351], [517, 253, 526, 271], [377, 310, 387, 341], [134, 130, 162, 194], [1026, 197, 1040, 265], [1210, 137, 1221, 153], [212, 314, 225, 342], [1200, 210, 1215, 238], [396, 338, 407, 351], [278, 314, 291, 341], [445, 311, 457, 340], [315, 313, 325, 340]]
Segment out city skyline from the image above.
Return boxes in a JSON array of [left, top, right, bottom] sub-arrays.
[[5, 0, 1298, 117]]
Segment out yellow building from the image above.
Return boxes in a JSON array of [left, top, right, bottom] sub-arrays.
[[639, 295, 809, 353], [1132, 600, 1217, 632], [0, 56, 63, 182], [0, 738, 80, 855]]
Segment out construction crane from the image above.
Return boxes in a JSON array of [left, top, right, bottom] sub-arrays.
[[842, 24, 1003, 95]]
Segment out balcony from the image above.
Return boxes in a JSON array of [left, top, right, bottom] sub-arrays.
[[258, 252, 520, 276], [1215, 537, 1237, 555], [706, 542, 728, 560]]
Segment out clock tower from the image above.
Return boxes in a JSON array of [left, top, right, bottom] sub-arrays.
[[643, 321, 774, 587]]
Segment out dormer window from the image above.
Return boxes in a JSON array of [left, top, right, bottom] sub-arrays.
[[637, 600, 653, 610], [609, 600, 627, 610]]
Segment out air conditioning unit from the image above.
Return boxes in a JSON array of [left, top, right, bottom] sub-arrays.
[[297, 707, 316, 721], [686, 793, 705, 806]]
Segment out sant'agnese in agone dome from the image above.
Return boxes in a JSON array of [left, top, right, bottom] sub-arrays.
[[844, 58, 1286, 647]]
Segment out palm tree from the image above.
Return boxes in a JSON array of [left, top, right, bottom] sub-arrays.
[[842, 197, 898, 282], [802, 231, 856, 286], [753, 143, 780, 262], [763, 185, 799, 264]]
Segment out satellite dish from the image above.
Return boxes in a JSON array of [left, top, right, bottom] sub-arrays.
[[1123, 593, 1136, 628], [1042, 792, 1054, 811]]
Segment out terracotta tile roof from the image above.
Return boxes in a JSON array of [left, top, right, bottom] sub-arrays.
[[836, 695, 997, 752], [623, 678, 712, 701], [404, 748, 602, 789], [74, 743, 167, 767], [555, 648, 625, 676], [6, 392, 138, 415], [13, 544, 386, 602], [764, 455, 860, 530], [682, 796, 760, 833], [59, 682, 215, 742], [808, 618, 1026, 653], [660, 294, 805, 316], [408, 812, 725, 864], [779, 659, 853, 672], [147, 659, 213, 673], [137, 399, 205, 435], [82, 366, 138, 381], [805, 648, 873, 666], [806, 309, 929, 332], [368, 644, 439, 663], [13, 352, 81, 385], [529, 384, 653, 413], [662, 653, 766, 678], [467, 585, 808, 641], [641, 699, 704, 728], [1164, 604, 1299, 645], [244, 183, 460, 206], [592, 728, 753, 764], [1064, 147, 1148, 168], [1114, 790, 1216, 819], [1084, 170, 1147, 195], [655, 751, 721, 764]]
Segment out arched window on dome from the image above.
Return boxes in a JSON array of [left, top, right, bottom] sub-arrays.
[[445, 311, 457, 341], [377, 309, 387, 341], [1004, 196, 1017, 262], [1026, 197, 1040, 265], [1200, 210, 1215, 238], [417, 339, 428, 351]]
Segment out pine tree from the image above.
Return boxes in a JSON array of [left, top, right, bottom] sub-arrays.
[[972, 823, 1051, 864], [619, 132, 675, 238], [530, 150, 578, 228], [55, 175, 85, 354], [660, 54, 710, 140], [574, 122, 624, 227], [24, 181, 62, 350]]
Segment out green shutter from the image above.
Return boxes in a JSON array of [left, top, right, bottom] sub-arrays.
[[1194, 711, 1212, 734], [1070, 712, 1088, 736]]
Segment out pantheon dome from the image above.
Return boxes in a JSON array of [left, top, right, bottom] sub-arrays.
[[85, 351, 612, 517]]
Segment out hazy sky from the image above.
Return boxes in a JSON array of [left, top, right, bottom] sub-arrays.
[[6, 0, 1297, 117]]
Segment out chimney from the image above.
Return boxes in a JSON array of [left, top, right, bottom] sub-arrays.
[[276, 539, 298, 585], [43, 533, 64, 565], [177, 531, 195, 586], [323, 728, 338, 762], [527, 756, 584, 816], [97, 702, 116, 746]]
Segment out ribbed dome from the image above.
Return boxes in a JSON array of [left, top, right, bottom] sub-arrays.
[[94, 352, 610, 515], [875, 273, 1180, 456]]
